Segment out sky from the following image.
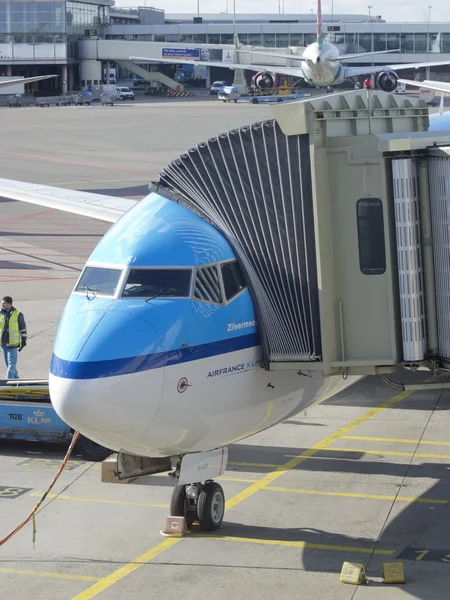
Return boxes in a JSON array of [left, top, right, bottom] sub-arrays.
[[113, 0, 450, 23]]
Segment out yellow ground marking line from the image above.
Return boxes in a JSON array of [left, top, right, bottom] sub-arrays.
[[71, 389, 411, 600], [30, 493, 169, 509], [324, 447, 450, 460], [225, 390, 413, 511], [342, 435, 450, 447], [188, 534, 395, 556], [0, 567, 99, 582], [265, 486, 449, 505]]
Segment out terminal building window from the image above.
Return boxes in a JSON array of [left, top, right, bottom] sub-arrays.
[[401, 33, 414, 53], [263, 33, 276, 47], [414, 33, 427, 53], [248, 33, 262, 46], [429, 33, 440, 52], [207, 33, 220, 44], [443, 33, 450, 53], [0, 1, 66, 36], [358, 33, 372, 52], [356, 198, 386, 276], [290, 33, 303, 46], [276, 33, 289, 47], [373, 33, 387, 52], [387, 33, 400, 51]]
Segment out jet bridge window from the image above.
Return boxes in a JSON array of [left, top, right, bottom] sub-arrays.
[[356, 198, 386, 275], [221, 260, 247, 301], [75, 266, 122, 297], [193, 265, 222, 304], [122, 268, 192, 298]]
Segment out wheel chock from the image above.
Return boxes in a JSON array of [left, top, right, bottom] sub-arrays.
[[382, 562, 405, 584], [160, 516, 187, 537], [340, 562, 368, 585]]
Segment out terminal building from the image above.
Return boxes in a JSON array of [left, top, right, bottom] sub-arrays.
[[1, 1, 450, 93]]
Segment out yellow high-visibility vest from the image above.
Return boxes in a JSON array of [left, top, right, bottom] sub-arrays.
[[0, 311, 21, 346]]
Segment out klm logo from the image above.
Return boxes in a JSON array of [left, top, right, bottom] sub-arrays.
[[27, 409, 51, 426]]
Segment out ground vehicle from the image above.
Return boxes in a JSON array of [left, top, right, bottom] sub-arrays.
[[116, 86, 135, 100], [133, 76, 146, 87], [210, 80, 226, 95], [218, 86, 239, 103], [100, 92, 114, 106], [0, 380, 112, 461], [74, 91, 92, 105], [394, 82, 406, 94]]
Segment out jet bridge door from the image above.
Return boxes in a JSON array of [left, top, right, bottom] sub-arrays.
[[427, 147, 450, 362]]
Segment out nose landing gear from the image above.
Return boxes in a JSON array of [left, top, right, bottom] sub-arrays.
[[170, 480, 225, 531]]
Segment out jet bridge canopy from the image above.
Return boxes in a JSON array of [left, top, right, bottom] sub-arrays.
[[152, 120, 322, 366], [153, 90, 449, 376]]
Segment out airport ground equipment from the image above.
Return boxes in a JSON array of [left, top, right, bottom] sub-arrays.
[[100, 93, 114, 106], [7, 96, 21, 107], [242, 92, 312, 104], [0, 380, 112, 461], [218, 86, 239, 103], [152, 89, 450, 383]]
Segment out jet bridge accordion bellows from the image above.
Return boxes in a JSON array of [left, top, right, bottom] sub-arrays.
[[151, 119, 322, 366]]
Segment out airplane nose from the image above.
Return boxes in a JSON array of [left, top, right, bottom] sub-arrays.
[[49, 308, 165, 452]]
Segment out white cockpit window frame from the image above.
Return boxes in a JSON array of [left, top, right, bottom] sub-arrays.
[[73, 263, 126, 299]]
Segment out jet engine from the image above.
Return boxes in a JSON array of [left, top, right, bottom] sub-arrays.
[[376, 71, 398, 93], [253, 71, 276, 89]]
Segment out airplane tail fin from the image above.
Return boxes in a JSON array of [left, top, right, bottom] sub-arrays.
[[316, 0, 324, 47]]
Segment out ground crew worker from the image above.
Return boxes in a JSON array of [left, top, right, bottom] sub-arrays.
[[0, 296, 27, 379]]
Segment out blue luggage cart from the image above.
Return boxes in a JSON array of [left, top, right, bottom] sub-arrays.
[[0, 380, 112, 461]]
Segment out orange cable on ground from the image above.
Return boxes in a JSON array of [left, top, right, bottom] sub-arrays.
[[0, 431, 79, 548]]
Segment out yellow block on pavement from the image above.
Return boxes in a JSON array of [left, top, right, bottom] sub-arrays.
[[340, 562, 368, 585]]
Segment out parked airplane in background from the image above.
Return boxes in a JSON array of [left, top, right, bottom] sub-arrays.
[[0, 75, 58, 90], [399, 78, 450, 130], [130, 0, 450, 92]]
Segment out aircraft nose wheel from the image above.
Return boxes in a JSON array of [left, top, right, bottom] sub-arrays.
[[170, 481, 225, 532], [198, 481, 225, 531]]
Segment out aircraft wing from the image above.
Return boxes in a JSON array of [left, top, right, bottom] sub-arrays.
[[0, 74, 58, 89], [130, 56, 304, 78], [0, 179, 138, 223], [345, 60, 450, 78], [236, 50, 307, 62], [398, 79, 450, 94], [240, 49, 400, 63], [330, 49, 400, 61]]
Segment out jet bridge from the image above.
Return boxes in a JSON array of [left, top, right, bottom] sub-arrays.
[[152, 89, 450, 379]]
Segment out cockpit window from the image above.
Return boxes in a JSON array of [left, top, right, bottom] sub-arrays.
[[122, 268, 192, 298], [75, 266, 122, 297], [193, 265, 222, 304], [221, 260, 247, 301]]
